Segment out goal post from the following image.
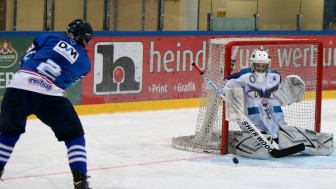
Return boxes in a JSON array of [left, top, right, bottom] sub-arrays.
[[172, 38, 323, 155]]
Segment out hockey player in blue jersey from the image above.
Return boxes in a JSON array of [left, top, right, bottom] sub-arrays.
[[223, 49, 333, 159], [0, 19, 93, 189]]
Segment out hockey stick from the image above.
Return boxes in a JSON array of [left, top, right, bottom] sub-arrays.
[[191, 62, 305, 158]]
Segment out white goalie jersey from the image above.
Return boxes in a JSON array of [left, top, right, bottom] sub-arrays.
[[222, 68, 287, 139]]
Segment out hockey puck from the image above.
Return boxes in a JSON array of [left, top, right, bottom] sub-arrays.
[[232, 157, 239, 164]]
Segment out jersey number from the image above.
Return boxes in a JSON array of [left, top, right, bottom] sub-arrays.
[[36, 59, 61, 81]]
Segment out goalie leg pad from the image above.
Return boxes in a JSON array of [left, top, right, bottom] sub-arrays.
[[316, 132, 334, 156], [228, 131, 271, 159], [279, 125, 334, 156]]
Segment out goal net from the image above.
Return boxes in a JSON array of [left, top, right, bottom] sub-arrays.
[[172, 38, 323, 155]]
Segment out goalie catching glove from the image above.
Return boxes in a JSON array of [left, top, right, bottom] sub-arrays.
[[274, 75, 306, 106]]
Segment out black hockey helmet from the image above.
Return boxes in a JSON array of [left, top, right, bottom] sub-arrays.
[[67, 19, 93, 47]]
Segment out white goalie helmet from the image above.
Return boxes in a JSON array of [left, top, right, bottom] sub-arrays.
[[250, 49, 271, 82], [250, 50, 271, 72]]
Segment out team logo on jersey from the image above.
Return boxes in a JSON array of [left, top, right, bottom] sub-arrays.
[[270, 76, 276, 83], [53, 41, 79, 64], [0, 40, 18, 68], [93, 42, 143, 95], [28, 77, 53, 91], [249, 75, 256, 83]]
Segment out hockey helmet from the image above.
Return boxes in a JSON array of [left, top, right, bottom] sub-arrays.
[[250, 50, 271, 73], [67, 19, 93, 48]]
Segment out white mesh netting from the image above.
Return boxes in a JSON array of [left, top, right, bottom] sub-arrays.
[[172, 38, 323, 154]]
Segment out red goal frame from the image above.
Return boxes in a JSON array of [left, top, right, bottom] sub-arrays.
[[221, 39, 323, 155]]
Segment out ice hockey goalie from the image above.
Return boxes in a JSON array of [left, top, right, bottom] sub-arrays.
[[223, 50, 334, 159]]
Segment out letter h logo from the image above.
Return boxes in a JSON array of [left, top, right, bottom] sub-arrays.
[[94, 42, 143, 95]]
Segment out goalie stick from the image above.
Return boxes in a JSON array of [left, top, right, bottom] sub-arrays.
[[191, 62, 305, 158]]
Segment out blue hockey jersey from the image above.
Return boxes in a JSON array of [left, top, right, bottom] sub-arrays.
[[8, 32, 91, 96], [223, 68, 287, 139]]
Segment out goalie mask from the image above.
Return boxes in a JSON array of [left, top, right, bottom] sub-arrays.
[[250, 50, 271, 82]]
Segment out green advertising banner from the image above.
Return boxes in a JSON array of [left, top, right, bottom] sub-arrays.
[[0, 37, 30, 101]]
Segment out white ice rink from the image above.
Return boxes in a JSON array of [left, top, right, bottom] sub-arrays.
[[1, 100, 336, 189]]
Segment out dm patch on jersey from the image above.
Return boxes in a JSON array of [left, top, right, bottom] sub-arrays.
[[53, 41, 79, 64]]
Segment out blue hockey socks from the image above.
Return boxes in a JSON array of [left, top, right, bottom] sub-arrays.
[[65, 136, 87, 175], [0, 133, 20, 169]]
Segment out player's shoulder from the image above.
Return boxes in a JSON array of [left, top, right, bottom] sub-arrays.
[[37, 32, 82, 47], [34, 32, 69, 48], [268, 68, 281, 76], [227, 68, 252, 80], [239, 68, 253, 74], [35, 32, 66, 41], [46, 32, 87, 54], [47, 33, 89, 64]]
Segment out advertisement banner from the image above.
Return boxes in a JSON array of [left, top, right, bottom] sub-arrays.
[[82, 35, 336, 105], [1, 33, 335, 106], [82, 36, 206, 104], [0, 38, 31, 101]]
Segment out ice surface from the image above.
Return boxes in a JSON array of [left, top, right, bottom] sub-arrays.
[[1, 100, 335, 189]]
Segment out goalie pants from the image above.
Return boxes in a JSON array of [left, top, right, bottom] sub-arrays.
[[0, 88, 84, 141]]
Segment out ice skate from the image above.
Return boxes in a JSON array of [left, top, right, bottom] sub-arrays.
[[0, 167, 4, 181], [72, 170, 92, 189]]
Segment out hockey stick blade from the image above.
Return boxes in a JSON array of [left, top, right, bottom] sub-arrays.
[[270, 143, 305, 158]]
